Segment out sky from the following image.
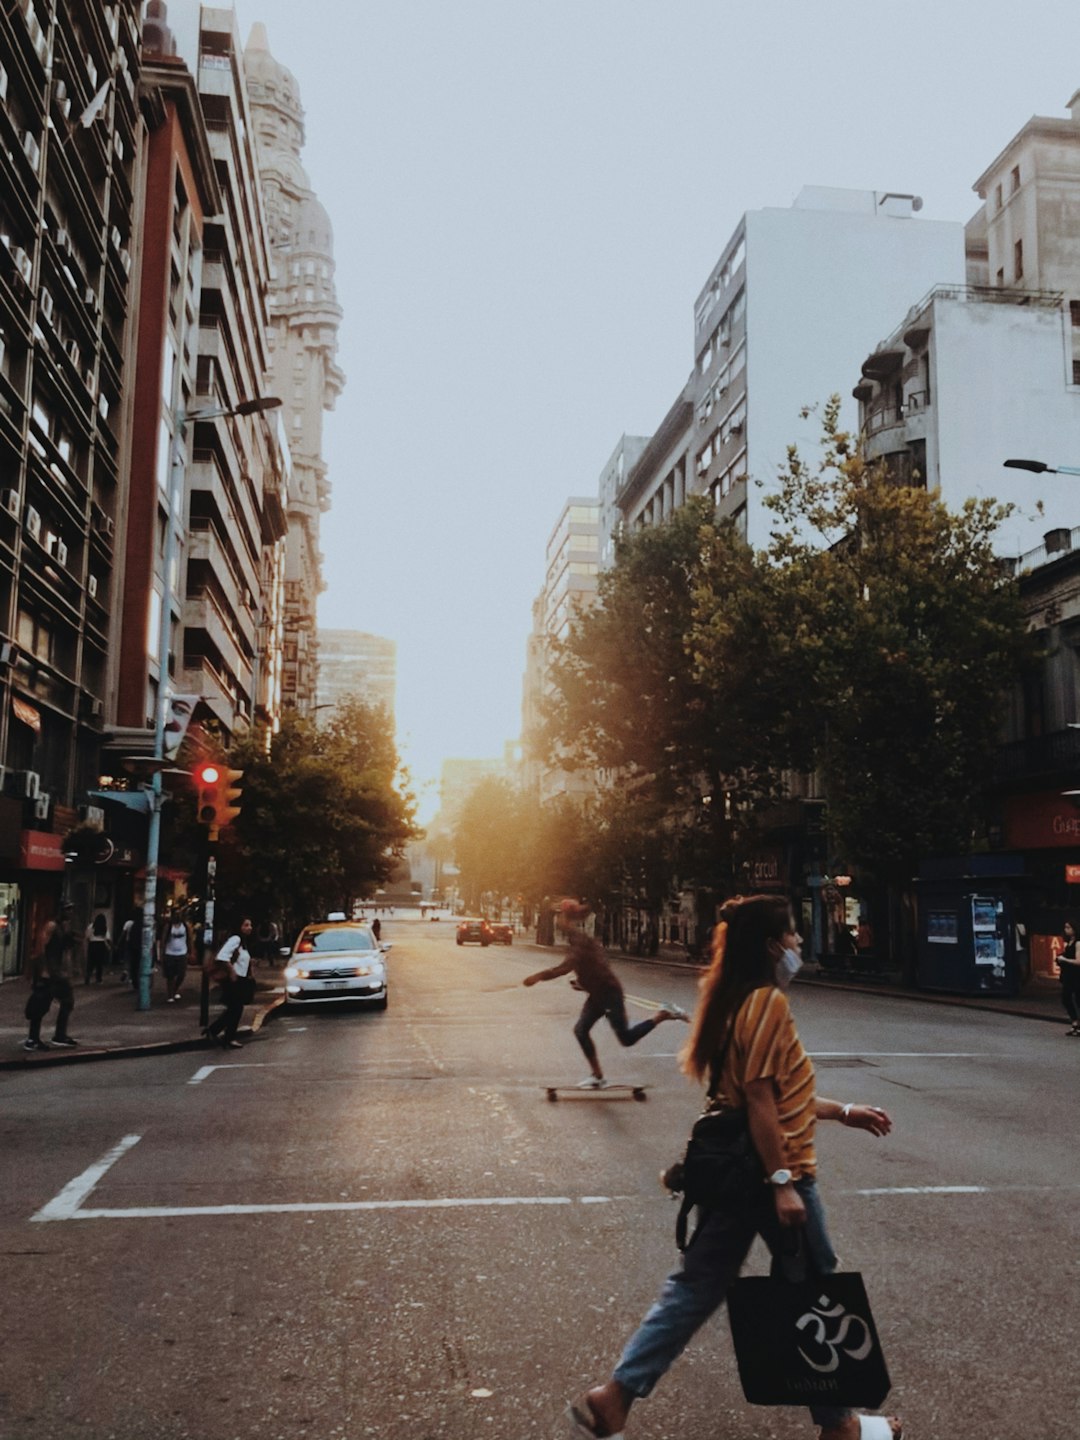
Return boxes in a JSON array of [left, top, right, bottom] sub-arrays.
[[170, 0, 1080, 822]]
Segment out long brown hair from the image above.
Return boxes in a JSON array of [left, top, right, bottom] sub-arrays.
[[681, 893, 792, 1083]]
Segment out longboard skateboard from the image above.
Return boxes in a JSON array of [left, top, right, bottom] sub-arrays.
[[544, 1084, 648, 1102]]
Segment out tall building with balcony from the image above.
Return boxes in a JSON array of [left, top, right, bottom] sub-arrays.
[[619, 187, 964, 545], [115, 3, 220, 736], [0, 0, 142, 968], [244, 23, 345, 716], [180, 6, 288, 735]]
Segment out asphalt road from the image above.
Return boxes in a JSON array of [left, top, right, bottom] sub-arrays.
[[1, 918, 1076, 1439]]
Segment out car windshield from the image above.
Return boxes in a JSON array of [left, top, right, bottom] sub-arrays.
[[299, 928, 376, 952]]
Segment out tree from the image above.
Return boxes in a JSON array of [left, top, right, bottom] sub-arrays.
[[753, 398, 1030, 877], [216, 700, 418, 935]]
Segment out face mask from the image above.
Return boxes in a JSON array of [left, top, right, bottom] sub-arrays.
[[775, 947, 803, 990]]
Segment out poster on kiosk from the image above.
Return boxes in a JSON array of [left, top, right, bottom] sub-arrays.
[[916, 858, 1025, 996]]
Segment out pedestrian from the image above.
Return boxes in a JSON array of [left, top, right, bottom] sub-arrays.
[[203, 917, 254, 1049], [255, 917, 280, 967], [83, 912, 111, 985], [371, 915, 382, 943], [1058, 918, 1080, 1035], [160, 909, 194, 1003], [522, 899, 688, 1089], [24, 902, 78, 1050], [567, 893, 901, 1440], [118, 906, 143, 988]]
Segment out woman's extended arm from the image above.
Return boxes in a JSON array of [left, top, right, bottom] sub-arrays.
[[745, 1076, 806, 1228], [815, 1097, 892, 1136]]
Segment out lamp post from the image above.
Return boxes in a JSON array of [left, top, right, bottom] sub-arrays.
[[136, 396, 281, 1011], [1003, 458, 1080, 477]]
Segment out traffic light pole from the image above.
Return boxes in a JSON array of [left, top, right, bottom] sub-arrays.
[[199, 833, 218, 1030]]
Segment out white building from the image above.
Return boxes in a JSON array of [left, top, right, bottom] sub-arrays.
[[621, 187, 965, 545]]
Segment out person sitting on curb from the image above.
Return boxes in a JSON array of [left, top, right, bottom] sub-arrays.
[[523, 899, 688, 1088]]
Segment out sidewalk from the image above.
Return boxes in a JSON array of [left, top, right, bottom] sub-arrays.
[[0, 963, 284, 1071]]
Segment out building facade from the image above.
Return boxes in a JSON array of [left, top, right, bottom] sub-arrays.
[[316, 628, 396, 716], [245, 23, 344, 716], [620, 187, 965, 545], [0, 0, 143, 972]]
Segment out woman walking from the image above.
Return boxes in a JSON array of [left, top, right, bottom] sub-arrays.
[[160, 909, 194, 1003], [204, 917, 254, 1049], [568, 893, 902, 1440], [1059, 918, 1080, 1035]]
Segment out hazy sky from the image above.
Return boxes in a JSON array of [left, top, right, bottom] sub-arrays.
[[174, 0, 1080, 820]]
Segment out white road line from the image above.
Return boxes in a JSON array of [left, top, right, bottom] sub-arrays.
[[38, 1194, 609, 1222], [811, 1052, 994, 1059], [30, 1134, 142, 1223], [188, 1063, 272, 1085]]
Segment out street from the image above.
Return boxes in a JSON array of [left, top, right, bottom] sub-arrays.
[[1, 917, 1076, 1440]]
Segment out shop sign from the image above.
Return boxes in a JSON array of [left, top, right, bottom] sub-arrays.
[[1003, 791, 1080, 850], [747, 850, 785, 889], [1066, 865, 1080, 884], [19, 830, 66, 871]]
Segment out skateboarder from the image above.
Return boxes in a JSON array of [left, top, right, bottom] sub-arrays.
[[523, 900, 688, 1088]]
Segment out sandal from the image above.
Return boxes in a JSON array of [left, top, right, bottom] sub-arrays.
[[820, 1418, 903, 1440]]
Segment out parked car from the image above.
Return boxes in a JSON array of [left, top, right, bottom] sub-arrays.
[[456, 918, 491, 946], [282, 921, 390, 1009], [487, 921, 513, 945]]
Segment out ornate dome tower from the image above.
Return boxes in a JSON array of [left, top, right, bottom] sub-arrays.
[[244, 24, 345, 714]]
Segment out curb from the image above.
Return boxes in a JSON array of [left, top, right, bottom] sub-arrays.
[[0, 993, 286, 1073]]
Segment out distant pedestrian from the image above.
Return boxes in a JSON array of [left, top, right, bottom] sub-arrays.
[[24, 903, 78, 1050], [160, 910, 194, 1003], [522, 899, 688, 1088], [84, 912, 111, 985], [118, 907, 143, 988], [204, 918, 254, 1049], [256, 917, 281, 967], [1059, 918, 1080, 1036], [371, 916, 382, 943]]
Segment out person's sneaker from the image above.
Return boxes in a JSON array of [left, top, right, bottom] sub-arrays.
[[576, 1076, 606, 1089], [51, 1036, 78, 1048], [21, 1037, 46, 1051], [660, 1002, 690, 1022]]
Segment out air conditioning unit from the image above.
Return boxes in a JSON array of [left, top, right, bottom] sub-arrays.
[[55, 540, 68, 567], [14, 247, 31, 285], [22, 131, 40, 170], [87, 574, 98, 599], [119, 248, 131, 275], [39, 288, 53, 322], [0, 61, 9, 102], [85, 55, 97, 91], [98, 393, 109, 421], [79, 694, 103, 720], [93, 512, 114, 539], [15, 771, 41, 800], [25, 506, 41, 540], [83, 284, 96, 307], [113, 133, 124, 160], [45, 530, 58, 556], [66, 339, 80, 369], [55, 227, 70, 255], [0, 489, 19, 518], [110, 226, 122, 250], [53, 81, 69, 122], [0, 640, 20, 667]]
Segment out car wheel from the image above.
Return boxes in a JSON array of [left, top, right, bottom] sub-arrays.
[[456, 938, 463, 945], [481, 939, 489, 947]]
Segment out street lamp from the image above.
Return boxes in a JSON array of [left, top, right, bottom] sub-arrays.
[[136, 395, 281, 1010], [1003, 458, 1080, 477]]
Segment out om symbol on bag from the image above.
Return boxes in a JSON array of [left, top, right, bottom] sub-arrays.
[[795, 1294, 874, 1374]]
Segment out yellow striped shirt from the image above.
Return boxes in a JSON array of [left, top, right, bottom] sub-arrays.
[[713, 986, 817, 1179]]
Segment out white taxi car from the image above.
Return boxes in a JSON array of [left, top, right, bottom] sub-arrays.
[[282, 921, 390, 1010]]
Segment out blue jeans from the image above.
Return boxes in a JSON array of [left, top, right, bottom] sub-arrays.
[[573, 986, 658, 1068], [613, 1177, 853, 1430]]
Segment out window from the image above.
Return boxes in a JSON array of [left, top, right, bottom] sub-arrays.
[[996, 267, 1005, 288], [1070, 301, 1080, 328], [995, 183, 1003, 211], [1014, 238, 1024, 281], [1011, 164, 1021, 194], [1073, 360, 1080, 386]]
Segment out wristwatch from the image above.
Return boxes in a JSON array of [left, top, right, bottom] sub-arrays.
[[768, 1168, 793, 1186]]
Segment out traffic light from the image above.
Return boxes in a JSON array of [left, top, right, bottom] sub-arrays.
[[194, 762, 244, 837]]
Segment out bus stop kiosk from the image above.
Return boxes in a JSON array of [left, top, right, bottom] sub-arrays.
[[915, 855, 1028, 997]]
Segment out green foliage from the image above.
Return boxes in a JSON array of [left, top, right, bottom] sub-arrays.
[[215, 699, 419, 933]]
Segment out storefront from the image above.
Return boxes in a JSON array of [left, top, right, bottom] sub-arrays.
[[1001, 789, 1080, 982], [0, 796, 24, 979]]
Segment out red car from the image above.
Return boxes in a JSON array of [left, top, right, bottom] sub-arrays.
[[487, 922, 513, 946], [456, 918, 491, 946]]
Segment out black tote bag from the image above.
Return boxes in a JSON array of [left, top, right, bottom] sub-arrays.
[[727, 1267, 891, 1409]]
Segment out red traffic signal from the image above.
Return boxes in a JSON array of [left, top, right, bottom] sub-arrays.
[[195, 762, 243, 836]]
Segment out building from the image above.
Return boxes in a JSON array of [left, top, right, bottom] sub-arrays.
[[854, 283, 1080, 557], [115, 4, 220, 734], [245, 23, 345, 715], [597, 434, 648, 569], [0, 0, 143, 972], [619, 187, 965, 545], [316, 628, 396, 716], [177, 5, 289, 735]]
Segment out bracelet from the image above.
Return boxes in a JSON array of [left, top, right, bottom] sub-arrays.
[[841, 1103, 853, 1121]]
